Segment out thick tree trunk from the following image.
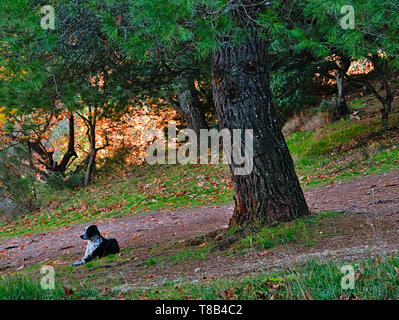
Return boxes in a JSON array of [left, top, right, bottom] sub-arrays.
[[211, 28, 309, 227], [177, 77, 209, 136]]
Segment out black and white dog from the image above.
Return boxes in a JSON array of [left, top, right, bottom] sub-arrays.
[[72, 225, 120, 267]]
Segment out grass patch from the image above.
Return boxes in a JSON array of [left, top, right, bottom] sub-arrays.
[[145, 245, 211, 267], [287, 119, 378, 159], [287, 110, 399, 189], [0, 274, 103, 300], [4, 254, 399, 300], [237, 212, 341, 251], [82, 248, 135, 269], [348, 97, 366, 110], [125, 255, 399, 300], [0, 275, 65, 300]]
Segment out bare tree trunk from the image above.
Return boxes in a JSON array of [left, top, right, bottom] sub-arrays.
[[381, 100, 392, 130], [27, 110, 77, 175], [83, 106, 97, 186], [380, 74, 393, 130], [57, 111, 78, 172], [177, 77, 209, 136], [334, 68, 349, 119], [84, 147, 96, 186]]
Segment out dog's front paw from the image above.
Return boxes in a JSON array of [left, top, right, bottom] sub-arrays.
[[71, 260, 84, 267]]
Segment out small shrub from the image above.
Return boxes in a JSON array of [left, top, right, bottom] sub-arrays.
[[0, 144, 37, 212], [271, 65, 319, 124], [46, 172, 68, 190], [45, 170, 84, 191], [65, 171, 85, 189]]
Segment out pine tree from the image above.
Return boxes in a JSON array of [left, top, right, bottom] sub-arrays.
[[105, 0, 310, 227]]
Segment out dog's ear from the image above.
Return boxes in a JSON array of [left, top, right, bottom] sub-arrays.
[[86, 225, 100, 237], [91, 225, 100, 234]]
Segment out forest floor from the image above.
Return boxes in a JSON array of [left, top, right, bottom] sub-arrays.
[[1, 169, 399, 293]]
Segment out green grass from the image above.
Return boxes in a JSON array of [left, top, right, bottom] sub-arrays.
[[287, 118, 380, 159], [286, 110, 399, 189], [145, 245, 211, 267], [237, 212, 341, 251], [348, 97, 366, 110], [0, 273, 112, 300], [0, 274, 72, 300], [141, 212, 342, 266], [3, 254, 399, 300], [82, 248, 135, 269], [124, 255, 399, 300]]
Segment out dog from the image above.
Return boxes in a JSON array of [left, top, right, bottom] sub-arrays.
[[71, 225, 120, 267]]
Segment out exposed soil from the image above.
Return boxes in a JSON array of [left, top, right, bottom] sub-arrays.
[[1, 170, 399, 289]]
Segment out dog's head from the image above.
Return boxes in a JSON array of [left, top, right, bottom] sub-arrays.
[[80, 225, 101, 240]]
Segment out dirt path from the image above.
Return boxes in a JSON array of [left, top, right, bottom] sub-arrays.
[[306, 171, 399, 215], [0, 205, 233, 270], [1, 170, 399, 285]]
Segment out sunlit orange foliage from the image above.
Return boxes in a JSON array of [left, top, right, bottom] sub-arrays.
[[0, 99, 179, 175], [314, 55, 374, 86], [347, 59, 374, 75], [75, 99, 180, 165]]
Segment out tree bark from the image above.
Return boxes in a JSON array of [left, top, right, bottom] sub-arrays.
[[380, 74, 393, 130], [57, 111, 78, 172], [27, 110, 77, 175], [84, 147, 96, 187], [334, 68, 349, 119], [333, 58, 350, 119], [211, 28, 309, 227], [381, 100, 392, 130], [83, 106, 97, 186], [368, 56, 393, 130], [177, 77, 209, 136], [359, 71, 393, 130]]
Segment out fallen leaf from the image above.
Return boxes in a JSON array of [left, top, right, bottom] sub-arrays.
[[131, 234, 141, 241], [258, 250, 271, 256], [63, 287, 74, 296], [224, 288, 235, 300]]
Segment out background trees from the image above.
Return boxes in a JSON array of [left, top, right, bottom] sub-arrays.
[[1, 0, 166, 186], [307, 0, 399, 130], [261, 0, 399, 128]]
